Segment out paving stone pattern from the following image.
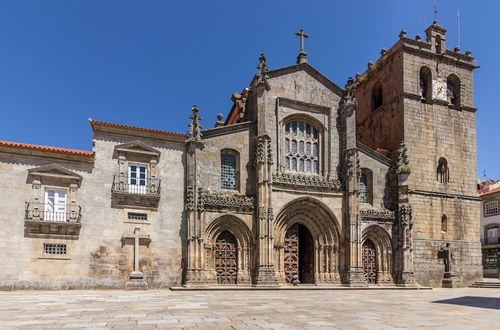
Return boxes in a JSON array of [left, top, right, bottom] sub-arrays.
[[0, 288, 499, 329]]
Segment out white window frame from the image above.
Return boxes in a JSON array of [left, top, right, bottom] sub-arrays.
[[44, 188, 67, 222], [485, 201, 499, 216], [128, 164, 148, 194]]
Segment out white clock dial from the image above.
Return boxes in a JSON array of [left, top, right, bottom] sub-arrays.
[[432, 79, 447, 101]]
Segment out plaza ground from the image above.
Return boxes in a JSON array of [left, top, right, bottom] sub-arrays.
[[0, 287, 499, 329]]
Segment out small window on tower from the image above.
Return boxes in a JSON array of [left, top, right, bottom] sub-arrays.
[[437, 157, 450, 183], [419, 67, 432, 102], [441, 215, 448, 232], [446, 74, 460, 109], [372, 83, 383, 111], [435, 35, 442, 54]]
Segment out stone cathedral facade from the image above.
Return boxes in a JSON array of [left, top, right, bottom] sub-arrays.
[[0, 22, 482, 290]]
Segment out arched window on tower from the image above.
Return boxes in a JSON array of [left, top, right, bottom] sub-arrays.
[[284, 119, 320, 174], [441, 215, 448, 232], [435, 35, 442, 54], [447, 74, 460, 109], [419, 67, 432, 102], [372, 82, 383, 111], [221, 149, 239, 190], [437, 157, 450, 184]]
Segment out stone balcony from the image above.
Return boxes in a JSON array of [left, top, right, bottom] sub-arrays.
[[111, 175, 161, 209], [24, 202, 82, 237]]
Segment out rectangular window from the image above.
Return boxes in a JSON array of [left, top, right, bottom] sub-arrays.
[[128, 212, 148, 221], [359, 173, 367, 204], [485, 201, 499, 216], [44, 243, 67, 255], [45, 189, 67, 221], [221, 153, 237, 190], [128, 165, 147, 194]]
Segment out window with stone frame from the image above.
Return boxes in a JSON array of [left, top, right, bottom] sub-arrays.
[[485, 201, 499, 216], [437, 157, 450, 183], [441, 215, 448, 233], [359, 168, 373, 204], [485, 224, 499, 244], [446, 74, 460, 109], [372, 82, 383, 111], [419, 66, 432, 102], [284, 120, 319, 174], [221, 149, 239, 190]]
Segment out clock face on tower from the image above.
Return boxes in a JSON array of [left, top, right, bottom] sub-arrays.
[[432, 79, 447, 101]]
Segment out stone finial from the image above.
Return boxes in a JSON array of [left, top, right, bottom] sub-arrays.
[[215, 113, 224, 127], [464, 49, 472, 56], [367, 61, 374, 69], [380, 48, 387, 56], [415, 34, 421, 41], [187, 105, 203, 143], [453, 46, 460, 52], [355, 73, 361, 80], [399, 29, 407, 39]]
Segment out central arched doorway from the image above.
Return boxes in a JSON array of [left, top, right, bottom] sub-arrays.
[[284, 223, 314, 284], [362, 239, 377, 284], [215, 231, 238, 284]]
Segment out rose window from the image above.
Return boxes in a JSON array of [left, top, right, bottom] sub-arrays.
[[284, 120, 319, 174]]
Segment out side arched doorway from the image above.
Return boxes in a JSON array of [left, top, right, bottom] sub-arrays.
[[284, 223, 315, 284], [362, 239, 377, 284], [215, 231, 238, 284]]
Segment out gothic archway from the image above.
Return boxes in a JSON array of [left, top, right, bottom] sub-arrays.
[[362, 225, 394, 285], [215, 231, 238, 284], [275, 197, 341, 285], [204, 215, 253, 285]]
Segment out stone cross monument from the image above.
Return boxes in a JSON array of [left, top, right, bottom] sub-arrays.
[[123, 227, 150, 290]]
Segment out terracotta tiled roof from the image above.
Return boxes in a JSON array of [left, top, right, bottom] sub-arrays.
[[478, 180, 500, 196], [89, 119, 186, 138], [0, 140, 94, 157]]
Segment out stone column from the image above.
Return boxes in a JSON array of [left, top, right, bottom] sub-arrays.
[[341, 78, 366, 286], [254, 135, 278, 286], [184, 105, 207, 287], [395, 152, 418, 287]]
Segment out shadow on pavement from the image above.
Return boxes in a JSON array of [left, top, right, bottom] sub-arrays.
[[432, 296, 500, 310]]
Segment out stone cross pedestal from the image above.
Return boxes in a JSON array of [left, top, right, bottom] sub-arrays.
[[123, 227, 150, 290]]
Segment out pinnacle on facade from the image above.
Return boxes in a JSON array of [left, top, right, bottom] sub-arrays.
[[187, 105, 202, 143]]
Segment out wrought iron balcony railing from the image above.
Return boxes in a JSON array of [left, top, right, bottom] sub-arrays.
[[111, 175, 161, 196], [25, 203, 81, 223], [485, 237, 500, 245]]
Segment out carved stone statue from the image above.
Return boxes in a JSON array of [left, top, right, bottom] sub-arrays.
[[439, 243, 452, 273]]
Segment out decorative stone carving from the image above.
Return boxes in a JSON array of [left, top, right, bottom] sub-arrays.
[[345, 149, 359, 177], [231, 92, 248, 120], [272, 172, 341, 191], [341, 76, 357, 108], [253, 53, 270, 90], [396, 141, 411, 174], [255, 135, 273, 166], [398, 204, 413, 227], [198, 189, 255, 211], [185, 186, 195, 211], [187, 105, 203, 144], [360, 207, 395, 220]]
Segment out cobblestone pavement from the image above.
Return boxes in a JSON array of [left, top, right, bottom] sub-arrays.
[[0, 288, 499, 329]]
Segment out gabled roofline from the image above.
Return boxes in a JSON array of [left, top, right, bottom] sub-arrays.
[[267, 62, 345, 97], [89, 119, 186, 142], [357, 142, 394, 166]]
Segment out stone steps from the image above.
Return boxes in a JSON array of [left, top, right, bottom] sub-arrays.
[[469, 281, 500, 288]]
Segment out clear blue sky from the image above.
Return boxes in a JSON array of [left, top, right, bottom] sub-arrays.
[[0, 0, 497, 178]]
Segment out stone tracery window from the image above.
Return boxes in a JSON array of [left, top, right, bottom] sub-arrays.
[[284, 120, 319, 174]]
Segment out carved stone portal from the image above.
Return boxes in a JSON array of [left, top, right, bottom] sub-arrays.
[[215, 231, 238, 285]]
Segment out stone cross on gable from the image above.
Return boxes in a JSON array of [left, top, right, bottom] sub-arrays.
[[295, 29, 309, 64], [123, 227, 150, 290]]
